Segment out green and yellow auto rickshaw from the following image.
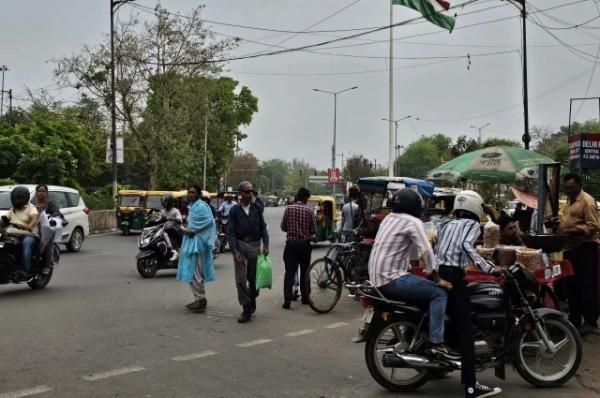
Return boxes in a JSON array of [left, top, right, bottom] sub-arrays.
[[145, 190, 170, 212], [306, 195, 338, 242], [116, 190, 147, 235]]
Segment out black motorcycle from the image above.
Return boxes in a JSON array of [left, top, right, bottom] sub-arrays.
[[354, 263, 581, 392], [215, 214, 228, 254], [136, 215, 219, 278], [0, 216, 54, 289]]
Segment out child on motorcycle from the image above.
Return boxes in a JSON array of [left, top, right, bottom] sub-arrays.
[[367, 188, 459, 360], [434, 190, 502, 398]]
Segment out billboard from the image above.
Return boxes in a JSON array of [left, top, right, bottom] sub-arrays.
[[568, 133, 600, 170]]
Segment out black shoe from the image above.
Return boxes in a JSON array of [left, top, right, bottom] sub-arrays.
[[238, 311, 251, 323], [14, 271, 28, 283], [250, 299, 256, 314], [429, 343, 461, 360], [465, 383, 502, 398], [301, 298, 310, 305], [282, 301, 291, 310]]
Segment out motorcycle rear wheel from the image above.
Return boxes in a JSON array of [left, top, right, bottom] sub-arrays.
[[514, 314, 582, 387], [27, 268, 53, 290], [137, 256, 158, 278], [365, 319, 431, 392]]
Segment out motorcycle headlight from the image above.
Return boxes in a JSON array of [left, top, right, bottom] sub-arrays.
[[0, 241, 4, 249]]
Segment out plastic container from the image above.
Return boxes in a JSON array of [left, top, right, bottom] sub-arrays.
[[516, 247, 543, 272]]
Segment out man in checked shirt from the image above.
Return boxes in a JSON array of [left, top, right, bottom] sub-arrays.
[[435, 190, 501, 398], [280, 187, 316, 309]]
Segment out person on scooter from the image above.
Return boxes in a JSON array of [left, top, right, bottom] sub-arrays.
[[218, 195, 236, 218], [5, 186, 39, 280], [367, 188, 459, 360], [434, 190, 502, 398], [161, 194, 182, 262]]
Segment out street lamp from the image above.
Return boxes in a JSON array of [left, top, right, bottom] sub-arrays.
[[110, 0, 135, 203], [470, 122, 490, 144], [313, 85, 358, 194], [0, 65, 8, 117], [381, 115, 411, 177], [394, 145, 405, 176]]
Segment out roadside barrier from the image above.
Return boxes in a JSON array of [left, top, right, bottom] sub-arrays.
[[89, 210, 116, 234]]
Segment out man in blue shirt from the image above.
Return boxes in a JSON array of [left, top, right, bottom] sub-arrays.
[[227, 181, 269, 323], [218, 195, 236, 217]]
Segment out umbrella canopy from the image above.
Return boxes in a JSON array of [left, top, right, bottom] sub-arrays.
[[426, 146, 556, 184]]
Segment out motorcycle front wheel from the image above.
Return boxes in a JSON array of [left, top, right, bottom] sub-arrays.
[[514, 314, 582, 387], [28, 268, 53, 290], [137, 256, 158, 278], [365, 319, 431, 392]]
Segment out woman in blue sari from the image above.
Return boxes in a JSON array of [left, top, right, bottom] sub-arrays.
[[177, 184, 216, 312]]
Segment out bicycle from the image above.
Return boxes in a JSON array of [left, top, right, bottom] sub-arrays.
[[304, 231, 371, 313]]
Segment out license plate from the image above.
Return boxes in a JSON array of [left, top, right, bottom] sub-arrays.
[[362, 307, 374, 323]]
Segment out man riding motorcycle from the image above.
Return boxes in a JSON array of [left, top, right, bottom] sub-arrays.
[[161, 194, 182, 262], [5, 186, 39, 280]]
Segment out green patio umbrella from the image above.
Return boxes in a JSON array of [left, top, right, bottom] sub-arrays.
[[426, 146, 557, 184]]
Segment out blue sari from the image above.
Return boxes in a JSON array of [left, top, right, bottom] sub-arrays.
[[176, 200, 216, 283]]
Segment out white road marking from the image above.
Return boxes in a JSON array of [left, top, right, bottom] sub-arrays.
[[285, 329, 315, 337], [86, 250, 124, 257], [0, 385, 53, 398], [236, 339, 273, 348], [171, 351, 218, 362], [81, 366, 146, 381], [324, 322, 349, 329]]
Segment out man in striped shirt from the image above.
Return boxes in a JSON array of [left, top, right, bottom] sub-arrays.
[[368, 188, 458, 360], [435, 190, 501, 398]]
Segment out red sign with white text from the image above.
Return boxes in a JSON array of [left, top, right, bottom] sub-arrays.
[[327, 168, 341, 183]]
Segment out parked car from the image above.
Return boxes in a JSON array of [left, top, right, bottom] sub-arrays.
[[0, 185, 90, 252]]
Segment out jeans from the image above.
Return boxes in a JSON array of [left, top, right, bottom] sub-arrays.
[[379, 274, 447, 345], [283, 240, 312, 302], [19, 235, 39, 273]]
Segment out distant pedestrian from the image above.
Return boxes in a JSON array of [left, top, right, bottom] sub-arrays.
[[280, 187, 315, 309], [227, 181, 270, 323], [340, 188, 363, 232], [176, 184, 216, 313]]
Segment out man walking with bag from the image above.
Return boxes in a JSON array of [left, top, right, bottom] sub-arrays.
[[280, 187, 315, 309], [227, 181, 269, 323]]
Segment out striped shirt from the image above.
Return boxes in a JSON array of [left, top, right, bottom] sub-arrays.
[[368, 213, 437, 287], [434, 218, 494, 273]]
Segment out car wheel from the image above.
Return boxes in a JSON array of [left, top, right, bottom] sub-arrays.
[[67, 227, 84, 252]]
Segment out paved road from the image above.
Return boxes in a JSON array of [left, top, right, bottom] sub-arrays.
[[0, 208, 595, 397]]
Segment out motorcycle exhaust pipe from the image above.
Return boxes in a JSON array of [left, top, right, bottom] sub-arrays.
[[382, 353, 452, 369]]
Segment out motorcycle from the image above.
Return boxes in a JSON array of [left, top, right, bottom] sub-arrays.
[[136, 215, 219, 278], [354, 262, 582, 392], [215, 213, 228, 254], [0, 216, 54, 289]]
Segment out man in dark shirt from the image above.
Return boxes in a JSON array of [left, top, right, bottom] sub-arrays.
[[227, 181, 269, 323], [280, 187, 315, 309], [497, 215, 523, 246]]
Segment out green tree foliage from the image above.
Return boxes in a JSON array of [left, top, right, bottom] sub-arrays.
[[227, 153, 259, 189], [395, 139, 442, 179], [0, 106, 92, 186], [257, 159, 289, 195], [343, 155, 375, 182], [481, 137, 521, 148]]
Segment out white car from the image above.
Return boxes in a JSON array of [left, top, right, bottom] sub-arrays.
[[0, 184, 90, 252]]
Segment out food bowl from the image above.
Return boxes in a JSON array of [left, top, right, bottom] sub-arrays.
[[521, 234, 568, 253]]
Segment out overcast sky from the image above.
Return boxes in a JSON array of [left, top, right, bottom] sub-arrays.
[[1, 0, 600, 170]]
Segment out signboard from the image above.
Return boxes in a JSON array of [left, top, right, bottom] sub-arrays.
[[569, 133, 600, 170], [327, 168, 341, 183], [106, 138, 124, 164]]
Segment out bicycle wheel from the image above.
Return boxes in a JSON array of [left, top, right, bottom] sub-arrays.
[[305, 257, 343, 314]]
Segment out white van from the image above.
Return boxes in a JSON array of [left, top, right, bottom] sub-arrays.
[[0, 185, 90, 252]]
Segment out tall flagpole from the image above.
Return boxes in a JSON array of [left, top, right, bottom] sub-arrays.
[[388, 0, 394, 178]]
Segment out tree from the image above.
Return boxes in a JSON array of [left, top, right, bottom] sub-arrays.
[[343, 155, 375, 182], [395, 139, 441, 179], [481, 138, 521, 148], [257, 159, 289, 195], [227, 152, 259, 189], [55, 6, 252, 189], [450, 135, 479, 158]]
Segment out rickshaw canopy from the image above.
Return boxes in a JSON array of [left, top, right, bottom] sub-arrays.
[[356, 176, 435, 199]]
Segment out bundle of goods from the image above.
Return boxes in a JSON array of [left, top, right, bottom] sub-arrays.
[[516, 247, 543, 272], [476, 246, 496, 261], [483, 221, 500, 249]]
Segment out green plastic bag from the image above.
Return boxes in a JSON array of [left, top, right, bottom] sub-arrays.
[[256, 254, 272, 290]]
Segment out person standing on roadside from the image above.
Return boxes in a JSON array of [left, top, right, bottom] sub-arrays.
[[340, 188, 362, 232], [176, 184, 216, 313], [560, 173, 600, 336], [227, 181, 269, 323], [280, 187, 315, 309]]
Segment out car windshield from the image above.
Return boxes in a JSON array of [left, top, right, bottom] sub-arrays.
[[0, 192, 11, 210], [120, 196, 140, 206]]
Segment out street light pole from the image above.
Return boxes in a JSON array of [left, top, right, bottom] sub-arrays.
[[0, 65, 8, 117], [313, 85, 358, 195], [470, 122, 490, 144], [382, 115, 411, 177]]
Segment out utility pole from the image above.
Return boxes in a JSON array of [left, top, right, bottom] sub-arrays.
[[0, 65, 8, 117], [313, 85, 358, 195], [521, 0, 530, 149], [470, 122, 490, 144], [203, 102, 208, 191], [388, 0, 394, 178], [382, 115, 411, 177]]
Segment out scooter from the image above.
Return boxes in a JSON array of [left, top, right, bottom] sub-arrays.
[[135, 215, 180, 278]]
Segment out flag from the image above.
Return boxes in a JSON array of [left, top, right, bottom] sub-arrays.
[[392, 0, 455, 31]]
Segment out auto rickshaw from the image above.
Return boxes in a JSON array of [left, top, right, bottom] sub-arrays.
[[145, 190, 170, 211], [306, 195, 338, 242], [116, 190, 147, 235]]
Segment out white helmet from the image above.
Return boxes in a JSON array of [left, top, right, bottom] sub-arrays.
[[453, 190, 484, 221]]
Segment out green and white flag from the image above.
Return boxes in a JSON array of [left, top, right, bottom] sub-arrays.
[[392, 0, 455, 31]]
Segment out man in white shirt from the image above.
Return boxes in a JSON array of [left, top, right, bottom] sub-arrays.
[[161, 195, 182, 261]]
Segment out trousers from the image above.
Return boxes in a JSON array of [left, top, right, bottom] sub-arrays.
[[283, 240, 312, 302], [565, 242, 599, 327]]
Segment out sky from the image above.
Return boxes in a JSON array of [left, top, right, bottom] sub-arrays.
[[1, 0, 600, 171]]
